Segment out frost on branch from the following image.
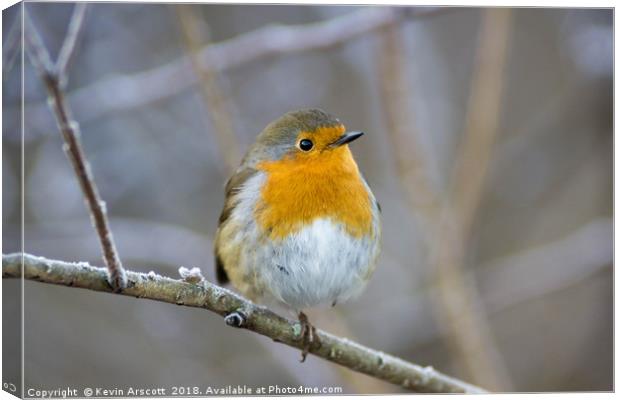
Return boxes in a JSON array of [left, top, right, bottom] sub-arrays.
[[178, 266, 205, 284]]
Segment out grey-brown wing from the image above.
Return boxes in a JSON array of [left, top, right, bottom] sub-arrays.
[[214, 167, 258, 284]]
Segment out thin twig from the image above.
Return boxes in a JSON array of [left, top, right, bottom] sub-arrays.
[[23, 11, 54, 73], [24, 7, 127, 291], [3, 15, 22, 80], [14, 7, 451, 139], [2, 252, 486, 394], [55, 2, 88, 85], [174, 5, 241, 173], [432, 8, 513, 390]]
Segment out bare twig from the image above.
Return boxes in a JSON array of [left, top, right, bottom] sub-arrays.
[[431, 8, 513, 390], [2, 252, 486, 394], [3, 15, 22, 80], [24, 6, 127, 291], [23, 12, 54, 72], [14, 7, 450, 139], [174, 5, 241, 173], [55, 2, 88, 85]]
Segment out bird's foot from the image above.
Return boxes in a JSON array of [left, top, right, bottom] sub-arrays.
[[298, 311, 317, 362]]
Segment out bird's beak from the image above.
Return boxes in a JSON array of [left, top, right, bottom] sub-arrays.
[[328, 131, 364, 148]]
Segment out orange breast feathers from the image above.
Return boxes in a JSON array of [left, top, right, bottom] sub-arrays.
[[255, 136, 373, 240]]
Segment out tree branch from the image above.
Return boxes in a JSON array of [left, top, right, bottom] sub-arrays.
[[24, 6, 127, 290], [3, 252, 486, 394], [2, 14, 22, 80], [55, 3, 88, 84]]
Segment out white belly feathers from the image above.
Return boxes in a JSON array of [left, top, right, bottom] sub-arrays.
[[229, 172, 380, 310]]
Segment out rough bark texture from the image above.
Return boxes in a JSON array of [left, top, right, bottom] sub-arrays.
[[3, 252, 486, 394]]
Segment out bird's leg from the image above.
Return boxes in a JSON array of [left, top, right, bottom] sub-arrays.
[[298, 311, 317, 362]]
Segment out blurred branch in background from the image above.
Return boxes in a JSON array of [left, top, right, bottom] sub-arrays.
[[3, 253, 486, 394], [174, 5, 241, 173], [449, 8, 512, 231], [3, 15, 21, 80], [378, 8, 514, 391], [54, 2, 88, 87], [23, 4, 127, 290], [479, 217, 612, 314], [352, 217, 612, 349], [492, 81, 586, 178], [377, 22, 440, 224], [11, 7, 450, 142], [432, 8, 513, 390]]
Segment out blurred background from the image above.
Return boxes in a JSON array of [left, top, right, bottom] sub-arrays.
[[2, 3, 613, 394]]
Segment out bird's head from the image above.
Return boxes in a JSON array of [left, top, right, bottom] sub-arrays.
[[246, 108, 363, 164]]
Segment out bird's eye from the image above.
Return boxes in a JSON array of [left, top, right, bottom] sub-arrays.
[[299, 139, 313, 151]]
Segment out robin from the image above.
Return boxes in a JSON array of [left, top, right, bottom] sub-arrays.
[[214, 108, 381, 361]]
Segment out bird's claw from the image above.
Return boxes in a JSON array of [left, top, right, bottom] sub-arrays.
[[298, 311, 317, 362]]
